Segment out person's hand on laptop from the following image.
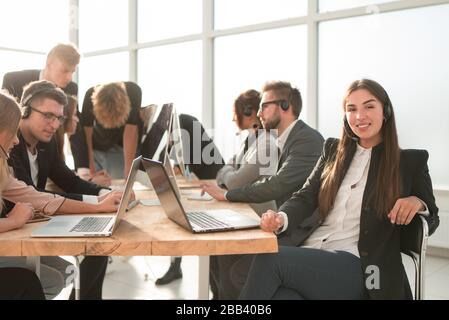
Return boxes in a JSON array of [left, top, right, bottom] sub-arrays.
[[5, 202, 34, 229], [97, 190, 124, 212], [201, 182, 226, 201]]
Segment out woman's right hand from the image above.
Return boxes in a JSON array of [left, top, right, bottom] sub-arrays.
[[260, 210, 284, 232], [97, 191, 124, 212], [7, 202, 34, 228]]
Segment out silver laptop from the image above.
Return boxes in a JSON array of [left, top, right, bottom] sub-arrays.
[[141, 158, 260, 233], [31, 157, 141, 238]]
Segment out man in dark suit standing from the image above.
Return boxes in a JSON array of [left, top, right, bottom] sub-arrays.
[[7, 80, 110, 300], [202, 81, 324, 299], [2, 43, 89, 174]]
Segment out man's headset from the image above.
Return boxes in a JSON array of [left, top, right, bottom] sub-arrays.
[[20, 81, 67, 119], [278, 87, 294, 111], [21, 90, 41, 119], [343, 97, 393, 141]]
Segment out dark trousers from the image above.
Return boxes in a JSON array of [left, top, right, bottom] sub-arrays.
[[73, 256, 108, 300], [211, 254, 255, 300], [78, 256, 108, 299], [240, 246, 368, 300], [0, 268, 45, 300]]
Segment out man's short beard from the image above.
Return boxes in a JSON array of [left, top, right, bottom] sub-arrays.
[[33, 130, 52, 143], [263, 115, 280, 130]]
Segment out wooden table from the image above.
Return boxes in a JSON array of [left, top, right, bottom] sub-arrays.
[[0, 182, 278, 299]]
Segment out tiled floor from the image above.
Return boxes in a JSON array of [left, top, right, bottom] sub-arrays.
[[102, 254, 449, 300], [103, 256, 203, 300]]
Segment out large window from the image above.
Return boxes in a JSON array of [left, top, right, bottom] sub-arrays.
[[138, 0, 202, 42], [78, 52, 129, 103], [79, 0, 128, 52], [215, 0, 307, 30], [214, 26, 307, 160], [318, 4, 449, 187], [138, 41, 202, 120], [0, 0, 68, 51]]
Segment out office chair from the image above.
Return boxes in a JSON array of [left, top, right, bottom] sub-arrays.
[[401, 215, 429, 300], [26, 256, 80, 300]]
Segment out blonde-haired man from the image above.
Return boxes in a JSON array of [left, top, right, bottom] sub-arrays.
[[81, 81, 142, 179], [1, 43, 89, 172]]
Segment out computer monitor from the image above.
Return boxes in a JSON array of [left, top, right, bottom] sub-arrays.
[[140, 103, 173, 159], [140, 104, 158, 144], [170, 109, 192, 181]]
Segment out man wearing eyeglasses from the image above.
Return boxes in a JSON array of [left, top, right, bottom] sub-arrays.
[[203, 81, 324, 212], [202, 81, 324, 299], [5, 80, 110, 300], [9, 80, 107, 200]]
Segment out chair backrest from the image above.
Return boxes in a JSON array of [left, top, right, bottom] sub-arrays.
[[400, 215, 429, 300], [401, 215, 428, 254], [178, 113, 225, 179]]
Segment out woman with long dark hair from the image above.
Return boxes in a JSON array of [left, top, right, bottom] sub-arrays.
[[240, 79, 439, 300]]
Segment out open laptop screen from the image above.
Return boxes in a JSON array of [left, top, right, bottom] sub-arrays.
[[141, 158, 192, 231], [110, 156, 141, 233]]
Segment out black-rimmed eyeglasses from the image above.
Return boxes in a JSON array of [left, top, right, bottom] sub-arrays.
[[258, 100, 284, 113], [29, 107, 66, 124]]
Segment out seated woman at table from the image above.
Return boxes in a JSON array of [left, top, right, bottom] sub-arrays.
[[240, 79, 439, 300], [0, 91, 123, 299]]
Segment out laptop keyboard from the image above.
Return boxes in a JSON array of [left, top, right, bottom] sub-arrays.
[[186, 211, 230, 230], [70, 217, 113, 233]]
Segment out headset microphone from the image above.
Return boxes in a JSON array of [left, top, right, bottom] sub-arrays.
[[0, 144, 10, 160]]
